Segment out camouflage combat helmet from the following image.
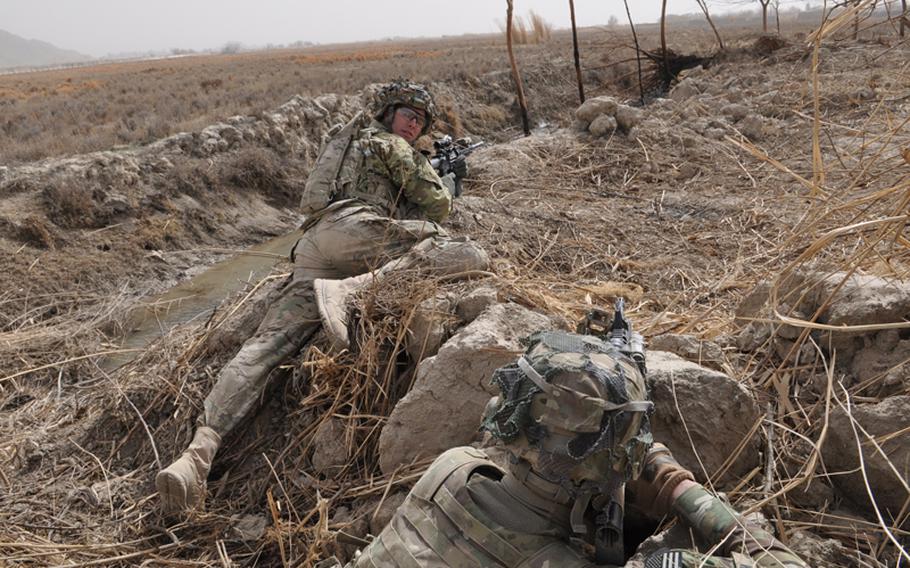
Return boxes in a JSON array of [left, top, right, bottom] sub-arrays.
[[482, 331, 654, 488], [371, 78, 437, 136]]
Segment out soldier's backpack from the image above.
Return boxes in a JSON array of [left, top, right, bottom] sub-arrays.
[[299, 111, 367, 214]]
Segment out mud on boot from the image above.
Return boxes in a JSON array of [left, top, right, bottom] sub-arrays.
[[155, 426, 221, 514]]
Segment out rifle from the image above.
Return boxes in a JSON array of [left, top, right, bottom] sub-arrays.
[[577, 298, 646, 374], [429, 135, 484, 198]]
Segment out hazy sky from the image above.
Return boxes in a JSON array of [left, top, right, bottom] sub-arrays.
[[0, 0, 763, 57]]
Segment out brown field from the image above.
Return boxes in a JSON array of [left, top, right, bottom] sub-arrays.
[[0, 35, 514, 164], [0, 9, 909, 567], [0, 21, 769, 164]]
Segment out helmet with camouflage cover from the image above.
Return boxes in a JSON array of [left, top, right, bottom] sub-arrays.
[[371, 78, 437, 136], [481, 331, 653, 489]]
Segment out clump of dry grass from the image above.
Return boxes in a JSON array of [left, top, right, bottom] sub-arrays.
[[42, 181, 99, 229], [225, 147, 303, 208], [528, 10, 554, 43], [497, 10, 554, 45]]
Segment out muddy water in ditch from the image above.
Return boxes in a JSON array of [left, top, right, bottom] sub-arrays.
[[105, 230, 305, 369]]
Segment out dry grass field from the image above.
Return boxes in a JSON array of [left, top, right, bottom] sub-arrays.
[[0, 35, 524, 164], [0, 22, 755, 164], [0, 9, 909, 567]]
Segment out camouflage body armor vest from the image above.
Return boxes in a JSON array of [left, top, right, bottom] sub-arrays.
[[350, 447, 599, 568], [300, 115, 427, 220], [300, 112, 366, 215]]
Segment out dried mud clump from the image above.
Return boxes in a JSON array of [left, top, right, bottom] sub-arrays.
[[753, 34, 789, 55], [574, 96, 643, 137]]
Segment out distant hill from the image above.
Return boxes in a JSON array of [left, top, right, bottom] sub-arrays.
[[0, 29, 92, 69]]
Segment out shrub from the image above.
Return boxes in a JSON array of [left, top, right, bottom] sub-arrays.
[[167, 158, 219, 201], [42, 181, 97, 228], [225, 147, 300, 208]]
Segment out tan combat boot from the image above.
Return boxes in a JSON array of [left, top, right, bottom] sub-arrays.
[[314, 273, 373, 350], [155, 426, 221, 513]]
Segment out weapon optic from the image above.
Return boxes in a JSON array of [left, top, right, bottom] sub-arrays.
[[577, 297, 646, 374], [429, 135, 484, 197]]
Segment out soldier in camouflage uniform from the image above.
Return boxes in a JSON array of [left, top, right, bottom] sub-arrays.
[[156, 80, 489, 513], [338, 330, 809, 568]]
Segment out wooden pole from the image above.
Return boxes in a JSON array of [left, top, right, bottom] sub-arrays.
[[660, 0, 670, 81], [569, 0, 585, 104], [775, 0, 782, 34], [623, 0, 645, 105], [902, 0, 907, 37], [506, 0, 532, 136]]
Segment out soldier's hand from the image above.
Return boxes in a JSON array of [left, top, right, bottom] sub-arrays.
[[451, 156, 468, 180]]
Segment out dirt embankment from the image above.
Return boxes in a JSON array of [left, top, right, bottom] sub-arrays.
[[0, 31, 908, 567]]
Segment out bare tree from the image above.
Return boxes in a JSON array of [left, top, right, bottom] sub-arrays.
[[715, 0, 774, 32], [505, 0, 531, 136], [759, 0, 773, 31]]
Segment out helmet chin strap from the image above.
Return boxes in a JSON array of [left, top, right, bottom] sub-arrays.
[[506, 449, 624, 542]]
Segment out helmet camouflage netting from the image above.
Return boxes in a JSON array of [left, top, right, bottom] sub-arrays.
[[371, 78, 437, 135], [482, 331, 654, 483]]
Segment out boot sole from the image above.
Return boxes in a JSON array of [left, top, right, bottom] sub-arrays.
[[156, 470, 190, 513]]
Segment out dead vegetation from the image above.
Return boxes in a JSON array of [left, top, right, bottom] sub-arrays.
[[497, 10, 554, 45]]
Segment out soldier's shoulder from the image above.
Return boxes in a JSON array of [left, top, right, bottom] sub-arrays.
[[368, 129, 414, 155], [428, 447, 496, 476], [411, 447, 499, 499]]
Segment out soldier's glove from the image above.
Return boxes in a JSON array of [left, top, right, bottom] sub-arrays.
[[673, 484, 809, 568], [451, 155, 468, 181], [626, 443, 695, 516]]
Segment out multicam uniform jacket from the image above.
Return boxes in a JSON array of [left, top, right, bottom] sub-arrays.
[[310, 119, 452, 225], [348, 446, 598, 568]]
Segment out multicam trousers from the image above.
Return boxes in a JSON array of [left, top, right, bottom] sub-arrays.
[[201, 207, 444, 435]]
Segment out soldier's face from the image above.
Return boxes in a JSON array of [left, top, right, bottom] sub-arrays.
[[391, 105, 425, 144]]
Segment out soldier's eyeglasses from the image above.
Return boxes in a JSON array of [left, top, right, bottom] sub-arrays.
[[397, 106, 426, 128]]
